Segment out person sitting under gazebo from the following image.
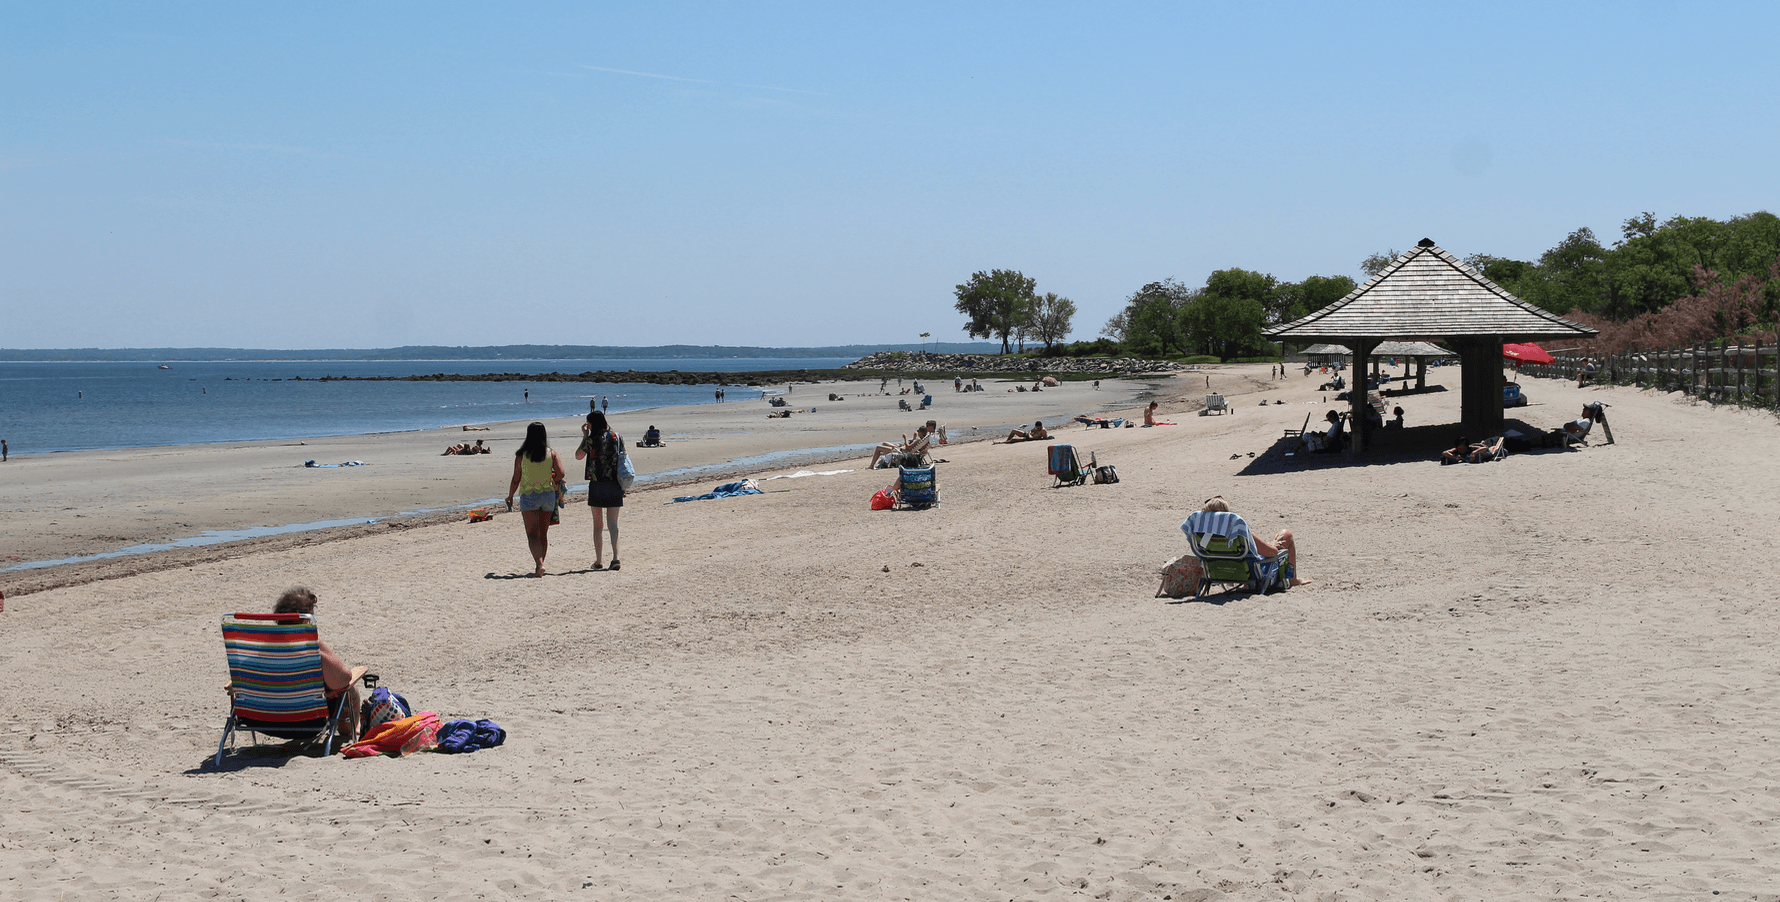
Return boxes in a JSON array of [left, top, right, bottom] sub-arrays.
[[1303, 410, 1345, 454]]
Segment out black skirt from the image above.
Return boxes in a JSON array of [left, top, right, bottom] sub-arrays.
[[586, 479, 625, 508]]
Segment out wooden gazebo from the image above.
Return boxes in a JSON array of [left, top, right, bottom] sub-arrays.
[[1371, 340, 1452, 391], [1266, 239, 1596, 451]]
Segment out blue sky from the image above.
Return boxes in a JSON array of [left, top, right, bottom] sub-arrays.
[[4, 2, 1776, 350]]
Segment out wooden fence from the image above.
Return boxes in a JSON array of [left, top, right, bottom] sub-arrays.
[[1517, 340, 1780, 408]]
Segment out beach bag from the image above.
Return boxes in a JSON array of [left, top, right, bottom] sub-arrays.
[[361, 686, 412, 737], [870, 487, 895, 510], [617, 448, 636, 491], [1156, 554, 1205, 599], [1093, 464, 1120, 484]]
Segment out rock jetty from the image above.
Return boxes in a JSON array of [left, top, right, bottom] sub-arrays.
[[847, 351, 1181, 376]]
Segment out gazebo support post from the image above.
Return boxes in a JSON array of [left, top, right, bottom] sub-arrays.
[[1454, 337, 1506, 439], [1350, 338, 1380, 453]]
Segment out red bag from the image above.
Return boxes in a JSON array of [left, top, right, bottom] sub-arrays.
[[870, 487, 895, 510]]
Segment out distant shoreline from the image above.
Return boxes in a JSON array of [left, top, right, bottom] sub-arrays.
[[0, 342, 1003, 363]]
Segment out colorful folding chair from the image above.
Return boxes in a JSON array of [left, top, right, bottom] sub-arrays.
[[1048, 444, 1088, 487], [894, 465, 939, 509], [215, 613, 361, 765]]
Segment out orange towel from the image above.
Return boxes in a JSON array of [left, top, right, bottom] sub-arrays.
[[341, 711, 441, 758]]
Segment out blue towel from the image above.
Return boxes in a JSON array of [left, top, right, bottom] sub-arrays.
[[669, 481, 764, 503], [436, 718, 507, 753]]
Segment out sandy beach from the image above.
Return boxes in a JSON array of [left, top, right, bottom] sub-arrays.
[[5, 363, 1780, 900], [0, 372, 1177, 593]]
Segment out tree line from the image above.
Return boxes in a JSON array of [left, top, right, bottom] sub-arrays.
[[1453, 211, 1780, 353], [953, 210, 1780, 361], [953, 267, 1355, 360]]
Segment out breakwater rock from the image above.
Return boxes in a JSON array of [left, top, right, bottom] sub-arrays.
[[846, 352, 1182, 376], [317, 369, 862, 386]]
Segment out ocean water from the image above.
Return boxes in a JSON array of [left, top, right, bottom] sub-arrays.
[[0, 358, 854, 454]]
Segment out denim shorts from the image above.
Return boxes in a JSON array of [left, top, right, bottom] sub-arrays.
[[517, 489, 557, 512]]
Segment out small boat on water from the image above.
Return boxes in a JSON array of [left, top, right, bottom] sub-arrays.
[[158, 364, 171, 369]]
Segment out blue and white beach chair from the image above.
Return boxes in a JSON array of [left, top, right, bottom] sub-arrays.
[[1180, 511, 1289, 599]]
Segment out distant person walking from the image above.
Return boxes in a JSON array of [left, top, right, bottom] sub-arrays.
[[2, 439, 7, 461], [576, 411, 626, 571], [505, 422, 564, 578], [524, 388, 529, 402], [601, 395, 609, 414]]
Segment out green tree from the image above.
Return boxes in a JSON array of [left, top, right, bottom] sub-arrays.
[[1100, 310, 1129, 343], [1028, 292, 1076, 351], [1272, 274, 1356, 325], [1118, 279, 1197, 357], [1360, 249, 1402, 278], [1526, 227, 1610, 316], [953, 269, 1037, 354], [1181, 297, 1266, 359]]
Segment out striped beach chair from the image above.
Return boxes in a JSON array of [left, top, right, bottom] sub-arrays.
[[215, 613, 354, 765], [1180, 511, 1289, 599]]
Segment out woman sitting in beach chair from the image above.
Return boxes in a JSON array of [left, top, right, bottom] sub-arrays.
[[1181, 497, 1305, 596], [871, 426, 932, 469], [639, 426, 663, 447]]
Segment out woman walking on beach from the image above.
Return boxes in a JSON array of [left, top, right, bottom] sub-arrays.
[[505, 422, 565, 577], [576, 411, 626, 571]]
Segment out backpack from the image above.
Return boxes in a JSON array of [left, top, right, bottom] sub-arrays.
[[1093, 464, 1120, 484]]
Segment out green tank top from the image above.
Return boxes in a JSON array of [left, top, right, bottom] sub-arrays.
[[517, 450, 556, 494]]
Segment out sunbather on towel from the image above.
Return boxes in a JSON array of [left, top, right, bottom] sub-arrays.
[[1200, 496, 1306, 587], [272, 587, 365, 742], [1004, 421, 1049, 443]]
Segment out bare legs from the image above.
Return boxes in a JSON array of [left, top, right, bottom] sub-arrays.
[[1254, 528, 1306, 586], [591, 506, 620, 568], [869, 442, 895, 469], [521, 509, 551, 577]]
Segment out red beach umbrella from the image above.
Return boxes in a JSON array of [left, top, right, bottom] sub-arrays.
[[1502, 342, 1555, 365]]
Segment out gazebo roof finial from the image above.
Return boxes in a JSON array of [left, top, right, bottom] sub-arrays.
[[1417, 237, 1436, 248]]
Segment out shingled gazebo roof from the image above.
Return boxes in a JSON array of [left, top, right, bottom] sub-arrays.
[[1266, 240, 1596, 343], [1373, 340, 1452, 357]]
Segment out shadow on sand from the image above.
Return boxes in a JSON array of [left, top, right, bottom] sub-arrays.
[[1235, 418, 1556, 476]]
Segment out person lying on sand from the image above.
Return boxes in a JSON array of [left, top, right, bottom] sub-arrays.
[[1468, 436, 1506, 462], [1441, 435, 1504, 464], [442, 442, 469, 455], [461, 425, 490, 431], [1003, 421, 1049, 443], [1441, 436, 1472, 465]]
